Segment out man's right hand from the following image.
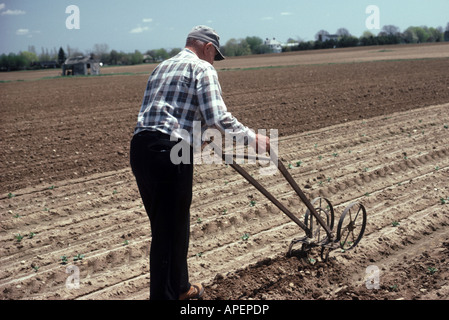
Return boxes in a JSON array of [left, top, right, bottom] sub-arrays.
[[254, 133, 270, 154]]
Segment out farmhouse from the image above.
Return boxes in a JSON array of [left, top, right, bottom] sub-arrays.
[[264, 38, 283, 53], [62, 55, 101, 76]]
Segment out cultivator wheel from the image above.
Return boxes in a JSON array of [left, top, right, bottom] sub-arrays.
[[336, 202, 367, 251], [287, 197, 335, 258], [304, 197, 335, 243]]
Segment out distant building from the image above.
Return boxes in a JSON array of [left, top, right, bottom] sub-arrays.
[[264, 38, 283, 53], [264, 38, 299, 53], [320, 34, 339, 42], [62, 55, 101, 76]]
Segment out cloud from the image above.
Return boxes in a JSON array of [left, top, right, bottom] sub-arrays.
[[130, 26, 150, 34], [281, 12, 293, 16], [142, 18, 153, 23], [0, 3, 5, 10], [261, 17, 273, 21], [16, 29, 29, 35], [2, 9, 26, 15]]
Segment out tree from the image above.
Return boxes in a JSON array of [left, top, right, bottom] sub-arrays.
[[336, 28, 351, 37], [168, 48, 181, 57], [20, 51, 38, 68], [222, 38, 251, 57], [428, 27, 443, 42], [130, 50, 143, 65], [92, 43, 109, 62], [245, 36, 264, 54], [315, 30, 329, 41], [381, 25, 401, 35], [109, 50, 120, 65], [58, 47, 66, 65], [338, 35, 359, 48]]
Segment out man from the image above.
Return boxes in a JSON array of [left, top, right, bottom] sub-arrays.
[[130, 25, 270, 300]]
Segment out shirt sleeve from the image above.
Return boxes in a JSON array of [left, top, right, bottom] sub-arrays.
[[196, 66, 256, 145]]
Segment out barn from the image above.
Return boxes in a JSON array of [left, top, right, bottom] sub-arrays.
[[62, 55, 101, 76]]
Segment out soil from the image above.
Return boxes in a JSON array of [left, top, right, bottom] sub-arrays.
[[1, 43, 449, 301]]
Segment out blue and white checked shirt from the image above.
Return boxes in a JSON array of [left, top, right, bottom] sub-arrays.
[[134, 49, 256, 146]]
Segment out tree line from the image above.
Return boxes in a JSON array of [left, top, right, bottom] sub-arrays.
[[1, 23, 448, 72], [224, 24, 449, 56]]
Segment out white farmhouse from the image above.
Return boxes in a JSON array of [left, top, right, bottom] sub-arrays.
[[264, 38, 283, 53]]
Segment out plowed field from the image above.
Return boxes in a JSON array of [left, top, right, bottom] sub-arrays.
[[1, 43, 449, 301]]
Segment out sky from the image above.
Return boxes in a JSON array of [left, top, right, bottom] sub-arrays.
[[1, 0, 448, 55]]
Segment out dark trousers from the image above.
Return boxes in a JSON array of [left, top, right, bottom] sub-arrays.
[[130, 130, 193, 300]]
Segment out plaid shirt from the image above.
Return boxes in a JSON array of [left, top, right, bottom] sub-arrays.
[[134, 48, 256, 145]]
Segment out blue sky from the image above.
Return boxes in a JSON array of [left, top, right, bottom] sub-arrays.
[[1, 0, 448, 55]]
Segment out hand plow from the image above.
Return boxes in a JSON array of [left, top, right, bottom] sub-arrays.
[[222, 148, 367, 261]]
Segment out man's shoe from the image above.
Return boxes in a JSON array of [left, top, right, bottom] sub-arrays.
[[179, 283, 204, 300]]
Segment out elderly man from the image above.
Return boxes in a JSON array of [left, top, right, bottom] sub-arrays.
[[130, 25, 270, 300]]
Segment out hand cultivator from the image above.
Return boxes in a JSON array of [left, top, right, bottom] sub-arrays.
[[225, 149, 367, 261]]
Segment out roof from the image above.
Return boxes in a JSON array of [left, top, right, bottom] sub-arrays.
[[64, 55, 97, 66]]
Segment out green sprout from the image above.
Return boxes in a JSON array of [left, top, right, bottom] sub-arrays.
[[427, 267, 438, 275], [73, 254, 85, 261]]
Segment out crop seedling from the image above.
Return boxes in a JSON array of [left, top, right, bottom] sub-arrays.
[[249, 200, 256, 207], [440, 197, 449, 205], [15, 234, 24, 242], [73, 254, 85, 261], [8, 193, 15, 199], [241, 233, 250, 241], [427, 267, 438, 275], [61, 256, 68, 265], [389, 284, 399, 292], [392, 221, 400, 227]]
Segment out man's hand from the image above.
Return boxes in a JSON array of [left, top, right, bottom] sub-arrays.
[[254, 133, 270, 154]]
